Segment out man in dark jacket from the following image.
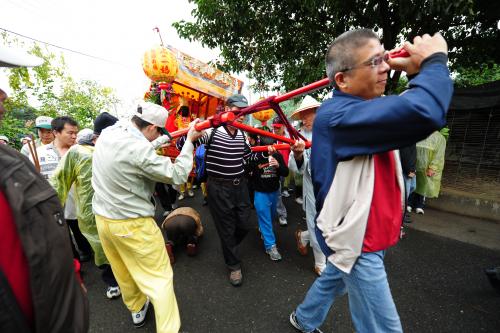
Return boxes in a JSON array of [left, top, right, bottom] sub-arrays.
[[0, 47, 88, 333], [289, 30, 452, 333]]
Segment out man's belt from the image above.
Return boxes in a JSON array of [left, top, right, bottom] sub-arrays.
[[208, 176, 244, 186]]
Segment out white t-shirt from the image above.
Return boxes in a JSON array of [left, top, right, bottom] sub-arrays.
[[20, 139, 43, 157], [29, 143, 77, 219]]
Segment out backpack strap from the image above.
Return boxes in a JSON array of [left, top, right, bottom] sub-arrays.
[[204, 127, 218, 156]]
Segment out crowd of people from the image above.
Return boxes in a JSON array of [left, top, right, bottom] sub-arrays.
[[0, 28, 472, 333]]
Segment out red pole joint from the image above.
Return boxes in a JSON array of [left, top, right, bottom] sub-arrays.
[[169, 112, 235, 139]]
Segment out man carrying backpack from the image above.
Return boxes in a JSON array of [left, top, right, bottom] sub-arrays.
[[177, 94, 265, 287]]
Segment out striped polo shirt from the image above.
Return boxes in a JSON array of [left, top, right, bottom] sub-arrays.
[[178, 126, 261, 179]]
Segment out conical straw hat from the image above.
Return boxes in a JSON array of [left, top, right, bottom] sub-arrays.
[[290, 95, 321, 120]]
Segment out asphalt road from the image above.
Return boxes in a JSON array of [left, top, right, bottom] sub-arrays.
[[84, 189, 500, 333]]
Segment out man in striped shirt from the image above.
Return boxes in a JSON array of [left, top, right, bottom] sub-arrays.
[[177, 94, 261, 286]]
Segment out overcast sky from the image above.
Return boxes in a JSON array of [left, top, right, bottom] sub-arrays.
[[0, 0, 253, 115]]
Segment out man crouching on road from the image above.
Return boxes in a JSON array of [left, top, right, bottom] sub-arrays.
[[92, 102, 202, 332], [289, 30, 453, 333]]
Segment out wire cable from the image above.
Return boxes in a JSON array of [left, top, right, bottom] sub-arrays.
[[0, 27, 133, 69]]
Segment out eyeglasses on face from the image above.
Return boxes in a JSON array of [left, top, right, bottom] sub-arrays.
[[340, 52, 389, 72]]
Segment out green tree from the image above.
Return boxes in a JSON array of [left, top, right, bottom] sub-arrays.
[[454, 63, 500, 88], [0, 36, 118, 146], [59, 78, 118, 128], [174, 0, 499, 92]]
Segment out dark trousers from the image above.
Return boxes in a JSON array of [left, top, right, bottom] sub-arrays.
[[67, 219, 92, 257], [164, 216, 198, 246], [207, 178, 253, 271], [155, 183, 177, 211], [408, 192, 425, 209], [100, 264, 118, 287]]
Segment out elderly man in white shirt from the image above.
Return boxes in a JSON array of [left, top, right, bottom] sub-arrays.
[[289, 96, 327, 276], [92, 101, 202, 332]]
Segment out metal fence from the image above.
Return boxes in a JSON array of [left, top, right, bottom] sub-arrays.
[[442, 107, 500, 200]]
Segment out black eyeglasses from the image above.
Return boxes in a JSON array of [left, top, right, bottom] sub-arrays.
[[340, 52, 389, 72]]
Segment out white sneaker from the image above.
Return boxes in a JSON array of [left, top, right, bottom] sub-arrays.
[[187, 190, 195, 197], [407, 206, 412, 213], [266, 245, 282, 261], [178, 193, 185, 201], [131, 298, 150, 327], [106, 286, 121, 299], [279, 216, 288, 226], [295, 197, 303, 205], [282, 190, 290, 198], [416, 208, 424, 215]]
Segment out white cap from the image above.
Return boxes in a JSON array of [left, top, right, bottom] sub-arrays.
[[0, 135, 9, 143], [77, 128, 94, 144], [0, 46, 44, 68], [35, 116, 53, 129], [135, 102, 168, 134]]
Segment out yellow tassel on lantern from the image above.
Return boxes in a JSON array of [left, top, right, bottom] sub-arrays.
[[252, 104, 274, 126]]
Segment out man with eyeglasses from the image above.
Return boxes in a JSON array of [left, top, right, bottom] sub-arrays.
[[289, 29, 453, 333], [92, 101, 202, 332]]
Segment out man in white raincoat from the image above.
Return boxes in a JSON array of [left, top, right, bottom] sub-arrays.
[[92, 102, 202, 332]]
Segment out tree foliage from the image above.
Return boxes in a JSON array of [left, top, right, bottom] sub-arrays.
[[1, 36, 118, 148], [174, 0, 499, 92], [454, 63, 500, 88]]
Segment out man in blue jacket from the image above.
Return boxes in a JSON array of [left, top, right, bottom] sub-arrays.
[[289, 29, 453, 333]]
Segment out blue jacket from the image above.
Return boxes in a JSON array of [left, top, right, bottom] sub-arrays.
[[311, 54, 453, 270]]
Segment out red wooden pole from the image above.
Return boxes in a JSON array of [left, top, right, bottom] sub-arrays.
[[230, 121, 297, 145], [273, 78, 331, 103], [169, 112, 235, 139], [251, 142, 312, 152]]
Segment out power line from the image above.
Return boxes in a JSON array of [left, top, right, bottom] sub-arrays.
[[0, 27, 134, 69]]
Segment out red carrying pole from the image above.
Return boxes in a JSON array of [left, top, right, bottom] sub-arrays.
[[251, 142, 312, 152], [274, 78, 331, 103], [230, 121, 297, 145], [270, 49, 408, 104], [169, 112, 235, 139]]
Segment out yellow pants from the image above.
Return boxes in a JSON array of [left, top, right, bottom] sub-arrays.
[[179, 177, 193, 194], [96, 215, 180, 333], [201, 182, 207, 198]]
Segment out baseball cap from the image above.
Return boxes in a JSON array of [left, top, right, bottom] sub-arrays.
[[135, 102, 169, 135], [0, 46, 43, 68], [215, 104, 225, 114], [227, 94, 249, 108], [35, 116, 53, 129], [272, 116, 285, 127], [0, 135, 9, 142], [94, 112, 118, 135]]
